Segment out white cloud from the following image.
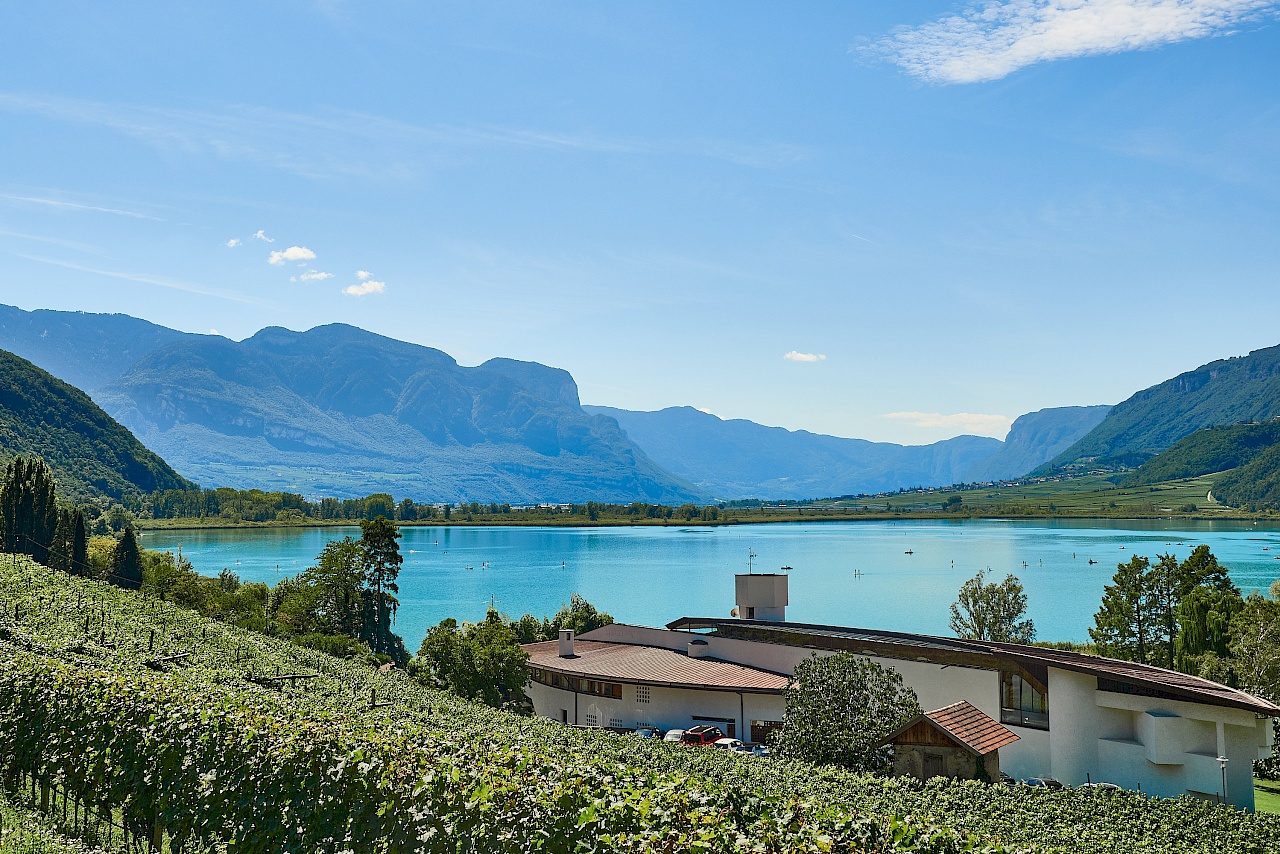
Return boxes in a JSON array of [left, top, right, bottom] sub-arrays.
[[343, 279, 386, 296], [784, 351, 827, 363], [874, 0, 1279, 84], [356, 270, 373, 280], [297, 270, 333, 281], [253, 229, 274, 242], [882, 411, 1014, 436], [209, 328, 220, 335], [267, 245, 316, 265], [225, 238, 241, 247]]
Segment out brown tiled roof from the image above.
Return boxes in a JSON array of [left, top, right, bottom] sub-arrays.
[[667, 617, 1280, 716], [523, 640, 789, 693], [925, 701, 1020, 755]]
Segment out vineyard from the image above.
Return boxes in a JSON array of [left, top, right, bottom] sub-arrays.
[[2, 557, 1279, 853]]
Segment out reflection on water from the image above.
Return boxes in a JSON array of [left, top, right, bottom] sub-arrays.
[[142, 519, 1280, 652]]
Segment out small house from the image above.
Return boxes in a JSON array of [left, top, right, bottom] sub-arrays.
[[881, 700, 1020, 781]]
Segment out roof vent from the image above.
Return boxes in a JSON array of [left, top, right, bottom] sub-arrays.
[[558, 629, 575, 658], [688, 639, 710, 659]]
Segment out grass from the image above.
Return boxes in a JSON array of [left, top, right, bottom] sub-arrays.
[[1256, 778, 1280, 815]]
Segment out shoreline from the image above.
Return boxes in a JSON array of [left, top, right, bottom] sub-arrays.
[[135, 509, 1280, 533]]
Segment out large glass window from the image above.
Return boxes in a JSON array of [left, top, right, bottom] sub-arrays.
[[1000, 671, 1049, 730]]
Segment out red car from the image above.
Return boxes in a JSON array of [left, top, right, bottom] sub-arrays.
[[680, 725, 725, 746]]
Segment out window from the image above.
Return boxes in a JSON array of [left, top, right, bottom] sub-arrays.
[[636, 685, 651, 704], [585, 711, 598, 726], [585, 680, 623, 699], [609, 717, 624, 728], [1000, 671, 1049, 730]]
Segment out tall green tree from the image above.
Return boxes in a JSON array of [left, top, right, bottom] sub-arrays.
[[360, 516, 403, 658], [949, 570, 1035, 643], [70, 509, 88, 576], [1091, 556, 1157, 662], [772, 652, 920, 771], [1176, 587, 1243, 672], [0, 456, 59, 563], [301, 537, 366, 637], [112, 525, 143, 590], [550, 593, 614, 636]]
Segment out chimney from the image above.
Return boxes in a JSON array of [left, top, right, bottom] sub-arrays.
[[558, 629, 575, 658], [688, 639, 710, 658]]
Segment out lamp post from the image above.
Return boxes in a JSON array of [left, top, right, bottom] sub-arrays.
[[1217, 756, 1229, 805]]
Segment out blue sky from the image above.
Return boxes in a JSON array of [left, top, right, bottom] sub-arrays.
[[1, 1, 1277, 444]]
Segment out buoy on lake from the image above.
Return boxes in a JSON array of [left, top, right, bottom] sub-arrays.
[[904, 549, 913, 555]]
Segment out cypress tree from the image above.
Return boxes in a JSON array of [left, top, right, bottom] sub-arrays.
[[113, 525, 143, 590], [71, 510, 88, 576], [50, 507, 72, 572], [0, 456, 59, 562]]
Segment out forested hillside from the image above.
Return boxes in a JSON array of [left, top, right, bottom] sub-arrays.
[[0, 348, 192, 499], [1048, 344, 1280, 470], [1122, 422, 1280, 487]]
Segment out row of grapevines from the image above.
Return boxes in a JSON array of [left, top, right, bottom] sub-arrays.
[[3, 557, 1279, 853]]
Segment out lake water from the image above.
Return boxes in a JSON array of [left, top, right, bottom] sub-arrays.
[[140, 519, 1280, 654]]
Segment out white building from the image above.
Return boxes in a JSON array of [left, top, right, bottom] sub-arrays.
[[523, 574, 1278, 809]]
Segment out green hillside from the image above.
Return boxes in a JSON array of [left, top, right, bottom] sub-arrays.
[[1214, 445, 1280, 511], [3, 556, 1278, 853], [0, 348, 193, 499], [1121, 422, 1280, 487], [1047, 344, 1280, 471]]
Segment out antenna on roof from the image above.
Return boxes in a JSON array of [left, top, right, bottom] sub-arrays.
[[747, 548, 757, 575]]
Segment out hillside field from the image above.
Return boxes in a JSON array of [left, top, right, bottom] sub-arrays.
[[2, 557, 1279, 852]]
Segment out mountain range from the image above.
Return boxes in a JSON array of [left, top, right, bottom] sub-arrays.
[[585, 404, 1110, 500], [0, 304, 1112, 502], [1047, 343, 1280, 471], [0, 347, 191, 499]]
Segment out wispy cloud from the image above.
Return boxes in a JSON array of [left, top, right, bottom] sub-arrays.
[[253, 230, 274, 242], [14, 252, 259, 304], [882, 411, 1013, 436], [874, 0, 1280, 84], [267, 245, 315, 265], [296, 270, 333, 281], [0, 192, 164, 220], [784, 351, 827, 363], [355, 270, 373, 280], [0, 92, 807, 182], [225, 238, 241, 247], [343, 279, 386, 297]]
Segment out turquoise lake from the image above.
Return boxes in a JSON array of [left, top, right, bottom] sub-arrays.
[[141, 519, 1280, 653]]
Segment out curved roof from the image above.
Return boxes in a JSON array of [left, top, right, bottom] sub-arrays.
[[523, 639, 789, 693], [666, 617, 1280, 716]]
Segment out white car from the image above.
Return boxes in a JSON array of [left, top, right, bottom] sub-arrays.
[[662, 729, 686, 743], [713, 738, 750, 753]]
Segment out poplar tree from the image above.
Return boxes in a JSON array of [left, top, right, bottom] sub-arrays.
[[360, 516, 402, 657], [113, 525, 143, 590], [0, 456, 58, 563]]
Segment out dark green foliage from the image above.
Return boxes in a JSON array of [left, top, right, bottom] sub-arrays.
[[772, 652, 921, 772], [1214, 442, 1280, 510], [949, 570, 1035, 643], [0, 349, 192, 500], [1049, 343, 1280, 471], [1090, 546, 1241, 672], [1122, 422, 1280, 487], [417, 610, 531, 709], [111, 526, 142, 590], [359, 516, 402, 659], [0, 456, 58, 562]]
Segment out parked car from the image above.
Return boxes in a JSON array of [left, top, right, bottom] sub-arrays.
[[680, 725, 725, 746], [1078, 782, 1122, 792], [749, 743, 770, 757], [1023, 777, 1064, 789], [631, 727, 661, 739], [713, 737, 748, 752], [662, 729, 686, 743]]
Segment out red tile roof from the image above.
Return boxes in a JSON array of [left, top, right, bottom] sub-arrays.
[[523, 640, 790, 693], [925, 701, 1020, 755]]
